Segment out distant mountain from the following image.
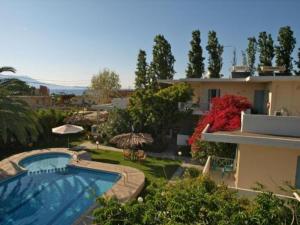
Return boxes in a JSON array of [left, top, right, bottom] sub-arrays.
[[0, 74, 87, 95]]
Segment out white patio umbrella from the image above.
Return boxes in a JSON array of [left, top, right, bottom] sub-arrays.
[[52, 124, 84, 148]]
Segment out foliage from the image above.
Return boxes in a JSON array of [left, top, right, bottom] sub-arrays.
[[90, 68, 121, 103], [0, 96, 41, 145], [151, 34, 175, 80], [0, 66, 16, 73], [128, 83, 193, 141], [241, 50, 247, 66], [0, 78, 35, 95], [186, 30, 205, 78], [96, 109, 132, 145], [246, 37, 257, 76], [183, 167, 201, 178], [36, 109, 70, 142], [93, 176, 299, 225], [294, 48, 300, 75], [275, 26, 296, 74], [258, 32, 274, 69], [135, 50, 149, 89], [192, 140, 236, 163], [206, 31, 224, 78], [189, 95, 251, 145], [231, 48, 237, 67]]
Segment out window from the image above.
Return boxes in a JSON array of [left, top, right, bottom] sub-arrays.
[[208, 89, 220, 103]]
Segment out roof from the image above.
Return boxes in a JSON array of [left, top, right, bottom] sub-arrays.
[[201, 127, 300, 149], [159, 76, 300, 84]]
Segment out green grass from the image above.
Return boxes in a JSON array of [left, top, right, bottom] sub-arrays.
[[88, 149, 181, 183]]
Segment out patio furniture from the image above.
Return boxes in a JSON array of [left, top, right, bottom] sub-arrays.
[[52, 124, 84, 148], [123, 149, 132, 160], [135, 150, 146, 162]]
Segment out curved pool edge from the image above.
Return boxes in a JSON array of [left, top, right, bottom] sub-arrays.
[[0, 148, 145, 225]]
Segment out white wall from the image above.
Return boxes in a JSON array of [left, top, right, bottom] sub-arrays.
[[242, 112, 300, 137]]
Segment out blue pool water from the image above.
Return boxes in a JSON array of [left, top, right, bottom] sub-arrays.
[[19, 153, 71, 172], [0, 153, 120, 225]]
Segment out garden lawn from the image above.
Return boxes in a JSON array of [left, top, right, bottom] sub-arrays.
[[89, 149, 181, 183]]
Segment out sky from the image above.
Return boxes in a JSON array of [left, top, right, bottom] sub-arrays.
[[1, 0, 300, 88]]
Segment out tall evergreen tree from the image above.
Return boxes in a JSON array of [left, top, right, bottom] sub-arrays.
[[241, 50, 247, 66], [246, 37, 257, 76], [275, 26, 296, 74], [294, 48, 300, 75], [231, 48, 237, 67], [151, 34, 175, 80], [258, 32, 274, 67], [206, 31, 224, 78], [135, 50, 148, 89], [186, 30, 205, 78]]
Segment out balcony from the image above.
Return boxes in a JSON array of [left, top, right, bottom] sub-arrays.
[[241, 112, 300, 137], [203, 156, 236, 187], [178, 101, 210, 115]]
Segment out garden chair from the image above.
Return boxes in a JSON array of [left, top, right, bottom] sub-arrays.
[[135, 150, 146, 162], [123, 149, 132, 160]]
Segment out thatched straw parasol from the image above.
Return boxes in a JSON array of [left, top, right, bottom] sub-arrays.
[[110, 133, 153, 149]]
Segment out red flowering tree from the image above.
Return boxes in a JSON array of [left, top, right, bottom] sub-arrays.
[[189, 95, 251, 145]]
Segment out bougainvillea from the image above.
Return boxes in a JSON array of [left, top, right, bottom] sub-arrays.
[[189, 95, 251, 145]]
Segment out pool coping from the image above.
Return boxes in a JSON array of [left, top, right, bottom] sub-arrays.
[[0, 148, 145, 225]]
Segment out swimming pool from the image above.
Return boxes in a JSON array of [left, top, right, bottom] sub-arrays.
[[0, 153, 120, 225]]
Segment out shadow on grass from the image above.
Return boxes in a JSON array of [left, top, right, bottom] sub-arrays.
[[92, 158, 120, 164]]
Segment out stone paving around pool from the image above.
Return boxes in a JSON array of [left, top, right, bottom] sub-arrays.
[[0, 147, 145, 203]]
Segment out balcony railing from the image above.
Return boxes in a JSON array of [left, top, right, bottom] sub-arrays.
[[203, 156, 236, 186], [178, 102, 210, 115]]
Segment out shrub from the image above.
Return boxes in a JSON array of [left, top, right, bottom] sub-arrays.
[[93, 176, 300, 225], [96, 109, 132, 145], [189, 95, 251, 145], [183, 167, 201, 178], [192, 140, 236, 163]]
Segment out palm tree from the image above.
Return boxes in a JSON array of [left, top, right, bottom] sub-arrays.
[[0, 66, 16, 73], [0, 95, 41, 145]]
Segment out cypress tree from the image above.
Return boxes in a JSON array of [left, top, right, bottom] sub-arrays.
[[258, 32, 274, 76], [231, 48, 237, 67], [246, 37, 257, 76], [186, 30, 205, 78], [241, 50, 247, 66], [135, 50, 148, 89], [294, 48, 300, 75], [275, 26, 296, 75], [151, 34, 175, 80], [258, 32, 274, 67], [206, 31, 224, 78]]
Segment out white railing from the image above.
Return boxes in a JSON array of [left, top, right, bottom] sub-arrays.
[[241, 112, 300, 137], [178, 102, 210, 114], [203, 156, 211, 175]]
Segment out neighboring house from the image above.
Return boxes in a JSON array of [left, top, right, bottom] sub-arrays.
[[91, 97, 129, 111], [71, 89, 134, 107], [161, 76, 300, 116], [70, 95, 98, 106], [11, 96, 52, 108], [201, 112, 300, 195], [9, 85, 52, 108]]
